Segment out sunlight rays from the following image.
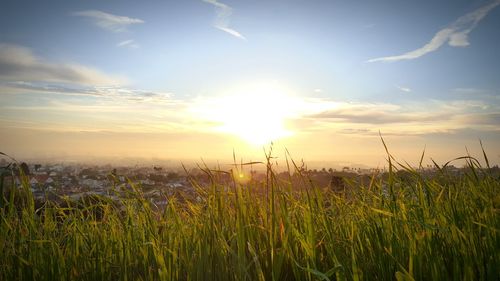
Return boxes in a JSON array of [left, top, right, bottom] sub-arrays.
[[191, 82, 299, 146]]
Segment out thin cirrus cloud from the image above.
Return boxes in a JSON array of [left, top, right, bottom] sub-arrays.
[[368, 0, 500, 62], [202, 0, 246, 40], [0, 81, 173, 104], [188, 95, 499, 137], [73, 10, 144, 32], [298, 100, 500, 137], [396, 85, 412, 93], [0, 81, 183, 133], [117, 39, 140, 49], [461, 112, 500, 126], [2, 79, 498, 138], [0, 43, 124, 85], [306, 102, 437, 125]]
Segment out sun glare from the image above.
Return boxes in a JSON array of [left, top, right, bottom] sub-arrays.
[[216, 83, 295, 145], [195, 82, 298, 146]]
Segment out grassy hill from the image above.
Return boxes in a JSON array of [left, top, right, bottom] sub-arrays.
[[0, 152, 499, 280]]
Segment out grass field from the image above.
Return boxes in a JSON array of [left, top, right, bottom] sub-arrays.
[[0, 148, 499, 281]]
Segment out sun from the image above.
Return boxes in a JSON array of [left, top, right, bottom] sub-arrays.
[[195, 82, 297, 146]]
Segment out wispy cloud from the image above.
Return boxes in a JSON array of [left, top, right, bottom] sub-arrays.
[[309, 104, 447, 125], [73, 10, 144, 33], [188, 90, 500, 138], [460, 112, 500, 127], [396, 85, 411, 93], [0, 82, 184, 134], [0, 81, 173, 104], [368, 0, 500, 62], [0, 43, 124, 85], [302, 99, 500, 136], [2, 80, 499, 139], [202, 0, 246, 40], [117, 39, 139, 49]]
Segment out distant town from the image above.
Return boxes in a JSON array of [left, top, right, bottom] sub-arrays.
[[1, 157, 498, 208]]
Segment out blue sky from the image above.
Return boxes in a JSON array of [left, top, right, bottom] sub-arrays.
[[0, 0, 499, 165]]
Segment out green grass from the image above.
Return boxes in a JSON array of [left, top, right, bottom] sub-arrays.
[[0, 149, 499, 281]]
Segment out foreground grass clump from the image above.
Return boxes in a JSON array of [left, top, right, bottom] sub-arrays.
[[0, 153, 499, 281]]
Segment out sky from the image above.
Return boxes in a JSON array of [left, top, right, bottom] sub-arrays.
[[1, 0, 500, 167]]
